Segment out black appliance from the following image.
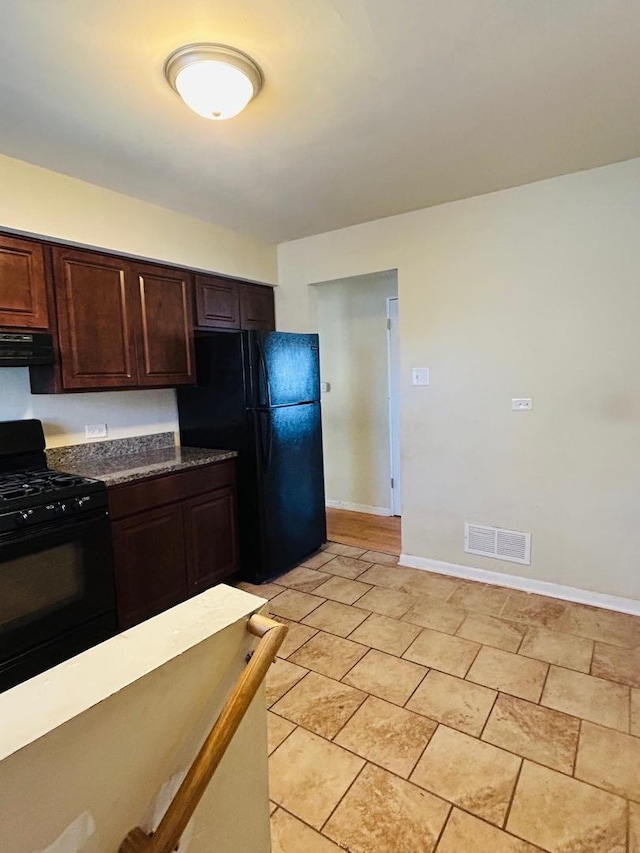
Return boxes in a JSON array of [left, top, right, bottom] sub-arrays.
[[0, 331, 54, 366], [177, 331, 326, 583], [0, 419, 117, 693]]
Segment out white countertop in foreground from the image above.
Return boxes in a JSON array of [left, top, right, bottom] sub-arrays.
[[0, 585, 266, 763]]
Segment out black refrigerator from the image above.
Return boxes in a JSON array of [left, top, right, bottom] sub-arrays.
[[177, 331, 326, 583]]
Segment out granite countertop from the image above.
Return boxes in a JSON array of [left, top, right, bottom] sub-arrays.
[[46, 432, 237, 487]]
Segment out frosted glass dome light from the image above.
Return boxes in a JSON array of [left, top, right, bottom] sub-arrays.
[[164, 44, 263, 121]]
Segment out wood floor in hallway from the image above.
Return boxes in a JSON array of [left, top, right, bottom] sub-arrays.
[[326, 508, 401, 555]]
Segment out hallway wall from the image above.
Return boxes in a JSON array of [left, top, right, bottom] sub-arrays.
[[313, 271, 398, 514]]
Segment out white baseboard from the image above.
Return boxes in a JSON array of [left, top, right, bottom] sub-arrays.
[[399, 553, 640, 617], [326, 500, 392, 517]]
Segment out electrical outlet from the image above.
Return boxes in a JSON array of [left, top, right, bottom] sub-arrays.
[[511, 398, 532, 411], [320, 382, 331, 393], [85, 423, 107, 439]]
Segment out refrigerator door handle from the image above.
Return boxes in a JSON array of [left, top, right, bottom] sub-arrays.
[[256, 338, 272, 409], [258, 410, 273, 473]]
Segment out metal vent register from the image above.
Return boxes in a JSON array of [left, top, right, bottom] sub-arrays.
[[464, 523, 531, 565]]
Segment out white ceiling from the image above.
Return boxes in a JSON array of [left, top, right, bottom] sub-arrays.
[[0, 1, 638, 243]]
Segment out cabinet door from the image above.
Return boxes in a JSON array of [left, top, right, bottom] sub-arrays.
[[111, 503, 188, 629], [194, 275, 240, 329], [53, 247, 139, 389], [0, 234, 49, 329], [184, 486, 239, 593], [134, 264, 195, 386], [239, 283, 275, 330]]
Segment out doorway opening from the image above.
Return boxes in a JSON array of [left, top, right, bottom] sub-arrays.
[[311, 270, 401, 546]]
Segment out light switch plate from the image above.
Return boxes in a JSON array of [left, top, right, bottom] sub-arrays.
[[412, 368, 430, 386], [85, 423, 108, 438], [511, 398, 532, 411]]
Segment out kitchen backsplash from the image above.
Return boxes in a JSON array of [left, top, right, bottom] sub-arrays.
[[1, 368, 179, 447], [46, 431, 175, 467]]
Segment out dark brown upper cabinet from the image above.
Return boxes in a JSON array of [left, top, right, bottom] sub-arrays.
[[194, 275, 275, 331], [53, 247, 139, 390], [0, 234, 49, 330], [194, 274, 240, 329], [51, 247, 195, 391], [134, 264, 195, 386], [239, 282, 276, 330]]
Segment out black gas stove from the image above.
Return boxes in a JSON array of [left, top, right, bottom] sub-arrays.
[[0, 467, 106, 535], [0, 419, 116, 692]]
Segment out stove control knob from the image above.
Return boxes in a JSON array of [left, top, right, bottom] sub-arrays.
[[15, 511, 31, 526], [71, 497, 87, 511], [53, 503, 68, 516]]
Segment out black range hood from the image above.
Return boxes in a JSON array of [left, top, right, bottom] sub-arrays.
[[0, 332, 54, 366]]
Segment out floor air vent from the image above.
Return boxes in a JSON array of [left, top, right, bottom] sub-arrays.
[[464, 523, 531, 565]]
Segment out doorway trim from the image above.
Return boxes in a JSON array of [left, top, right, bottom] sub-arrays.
[[386, 297, 401, 516]]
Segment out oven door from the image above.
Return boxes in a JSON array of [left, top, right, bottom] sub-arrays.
[[0, 509, 116, 687]]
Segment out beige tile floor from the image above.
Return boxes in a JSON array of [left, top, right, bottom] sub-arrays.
[[240, 542, 640, 853]]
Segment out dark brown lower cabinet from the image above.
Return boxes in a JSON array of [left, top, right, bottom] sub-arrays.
[[184, 488, 238, 593], [108, 460, 239, 629], [111, 503, 188, 629]]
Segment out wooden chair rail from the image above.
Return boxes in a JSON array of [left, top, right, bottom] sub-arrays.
[[119, 613, 287, 853]]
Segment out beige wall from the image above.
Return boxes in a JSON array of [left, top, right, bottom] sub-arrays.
[[0, 153, 277, 447], [313, 272, 397, 513], [0, 587, 271, 853], [278, 157, 640, 601]]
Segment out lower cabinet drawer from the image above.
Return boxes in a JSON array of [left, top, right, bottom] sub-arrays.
[[108, 460, 235, 520]]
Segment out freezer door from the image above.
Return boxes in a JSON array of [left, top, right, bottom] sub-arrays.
[[254, 401, 326, 580], [177, 332, 250, 451], [248, 331, 320, 407]]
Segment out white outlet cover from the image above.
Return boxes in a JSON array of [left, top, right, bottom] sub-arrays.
[[85, 423, 108, 438], [511, 398, 532, 411], [412, 367, 430, 386]]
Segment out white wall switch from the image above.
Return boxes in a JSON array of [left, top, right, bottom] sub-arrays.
[[411, 368, 430, 386], [511, 398, 532, 411], [320, 382, 331, 393], [85, 423, 108, 438]]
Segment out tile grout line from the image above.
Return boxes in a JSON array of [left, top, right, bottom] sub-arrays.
[[267, 668, 312, 712], [402, 667, 431, 710], [588, 635, 597, 676], [406, 720, 439, 781], [303, 606, 372, 642], [478, 689, 501, 740], [501, 756, 525, 831], [514, 625, 529, 655], [572, 718, 582, 777], [431, 801, 454, 852], [318, 761, 369, 836], [536, 661, 552, 706], [327, 686, 370, 744], [270, 803, 339, 846], [267, 717, 299, 758]]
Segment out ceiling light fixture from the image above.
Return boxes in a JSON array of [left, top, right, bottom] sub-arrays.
[[164, 43, 263, 121]]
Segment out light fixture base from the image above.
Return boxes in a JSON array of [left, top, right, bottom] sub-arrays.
[[164, 43, 263, 101]]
